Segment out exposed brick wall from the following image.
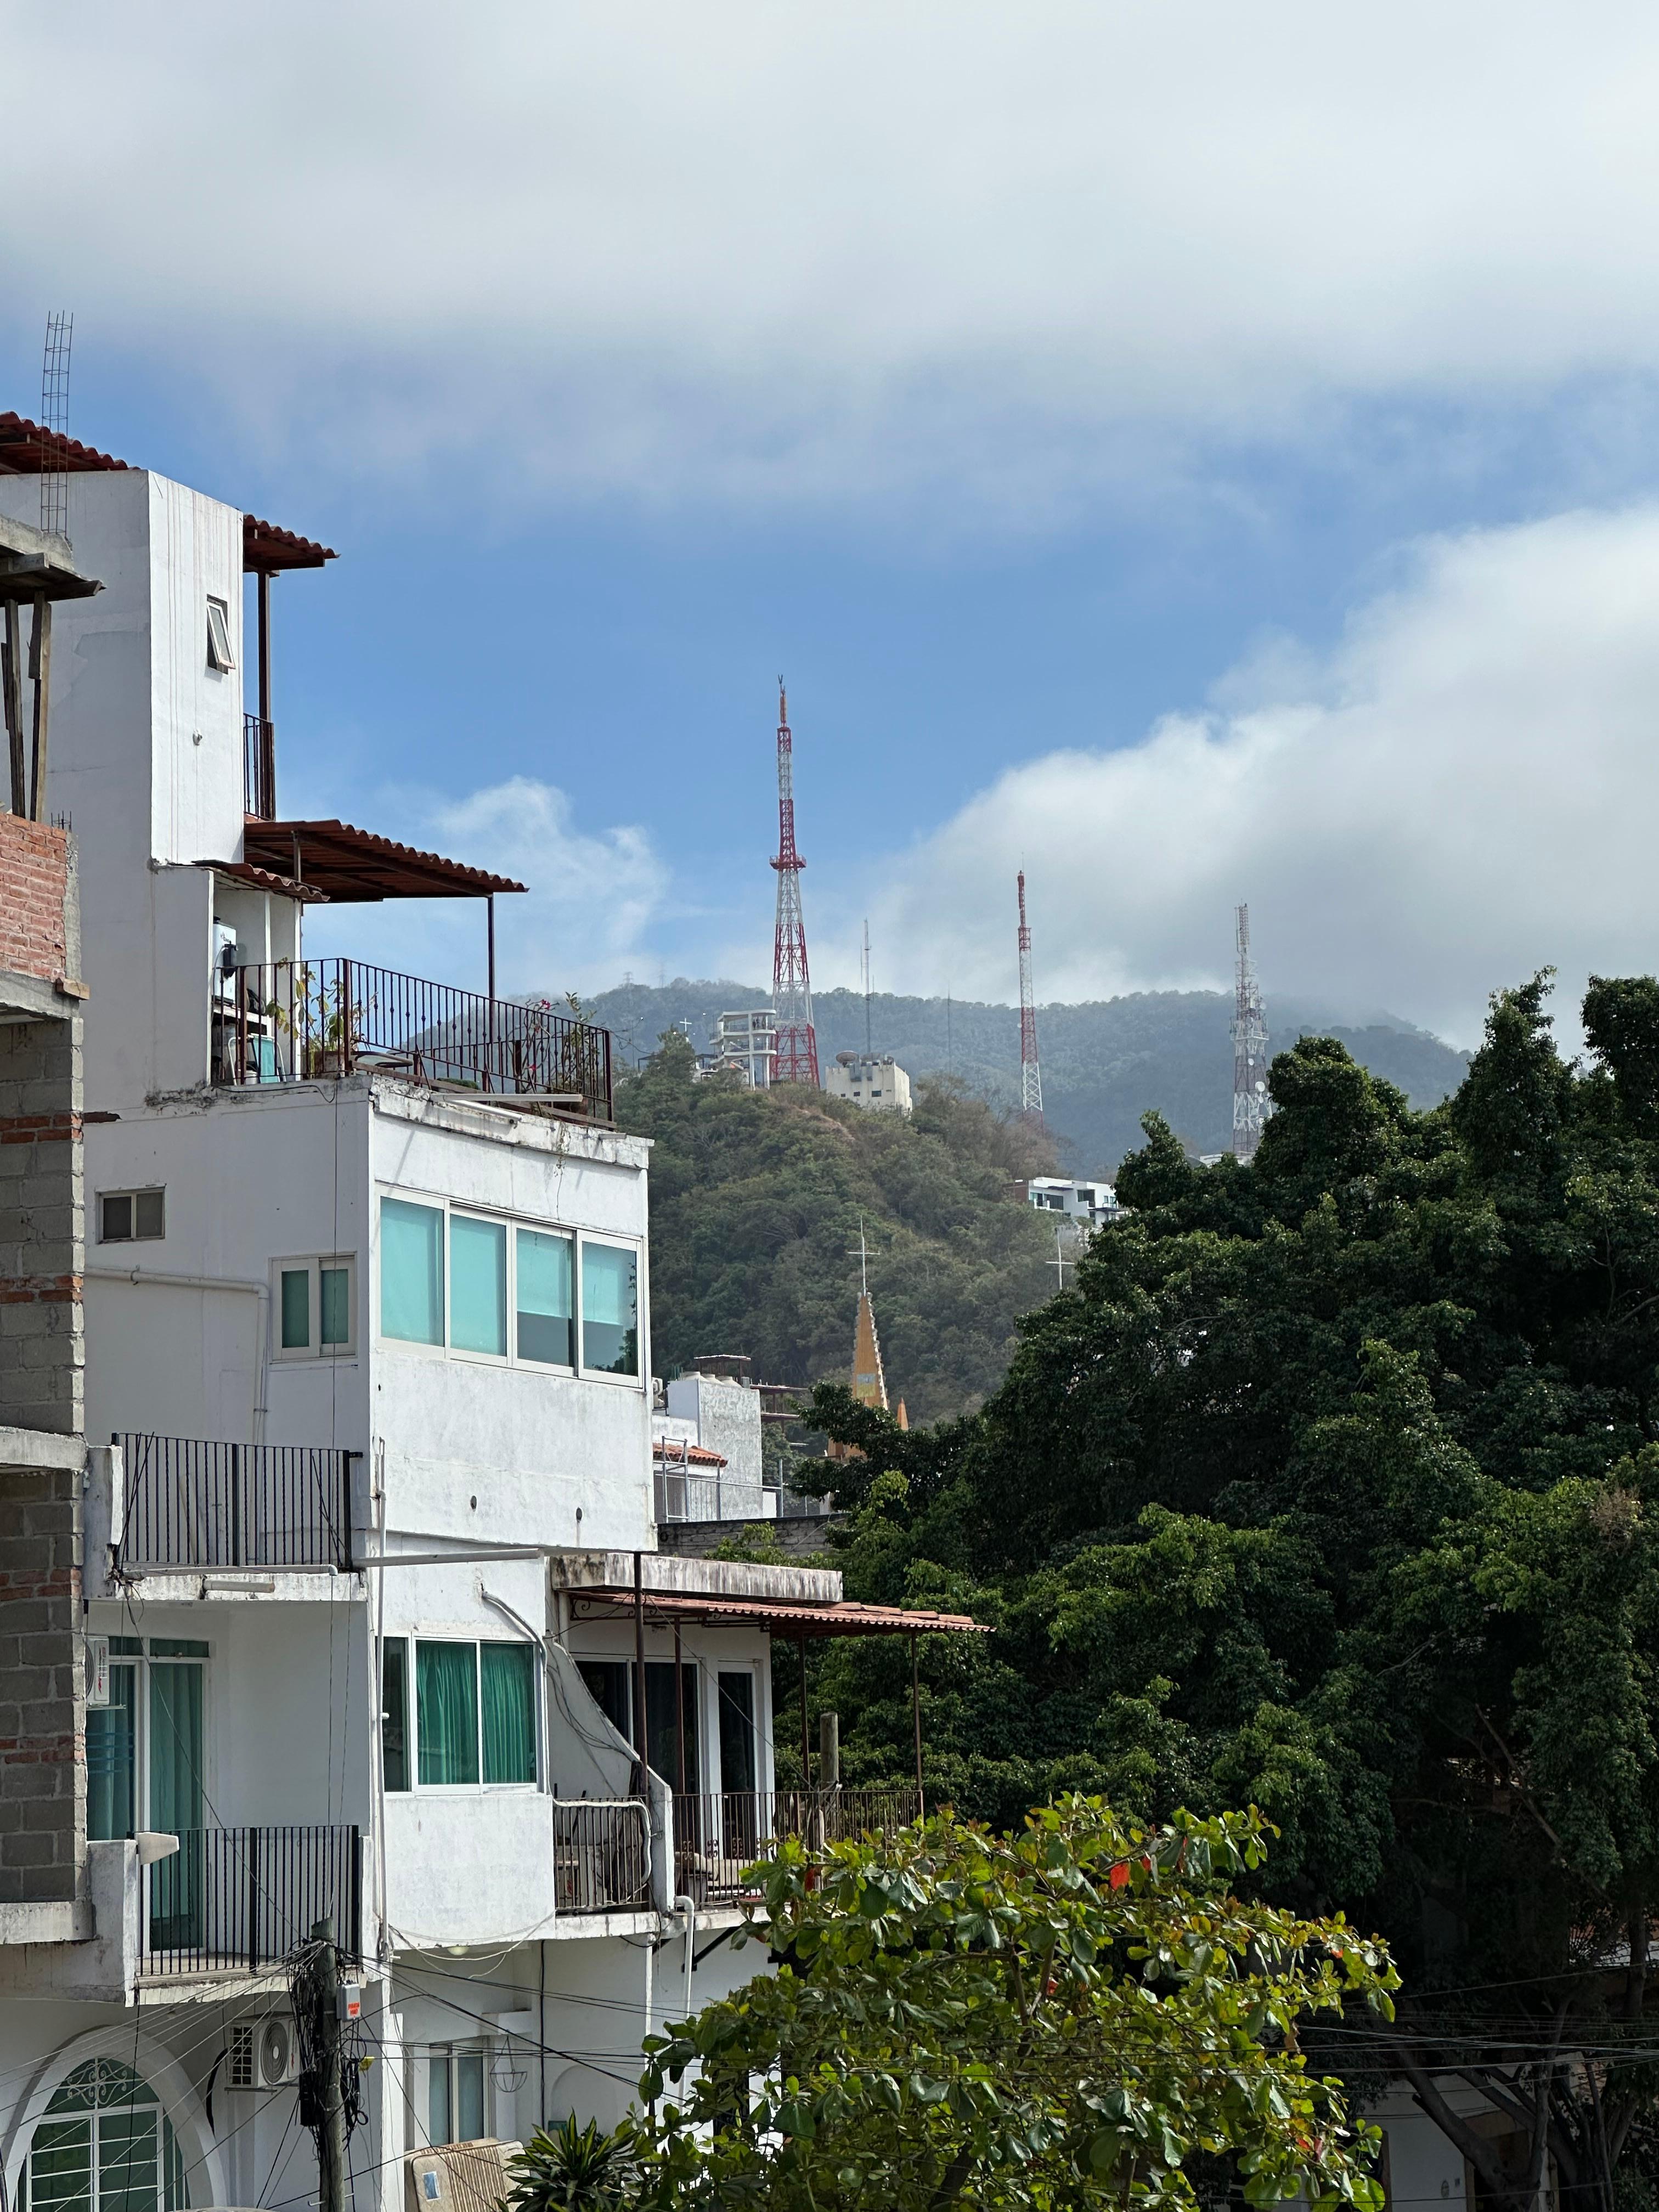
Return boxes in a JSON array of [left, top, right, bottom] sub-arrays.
[[0, 815, 71, 986], [0, 1462, 86, 1905]]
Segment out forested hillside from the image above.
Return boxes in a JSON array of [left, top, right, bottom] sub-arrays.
[[614, 1037, 1058, 1421], [586, 975, 1469, 1173]]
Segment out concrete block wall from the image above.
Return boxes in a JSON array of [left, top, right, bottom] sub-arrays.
[[0, 816, 85, 1436], [0, 1452, 86, 1905]]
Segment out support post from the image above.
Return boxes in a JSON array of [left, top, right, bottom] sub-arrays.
[[307, 1915, 348, 2212], [486, 895, 496, 1091], [798, 1631, 810, 1792], [819, 1709, 839, 1788], [911, 1634, 925, 1820], [257, 569, 273, 724], [27, 595, 50, 821], [633, 1550, 648, 1795], [2, 601, 23, 815]]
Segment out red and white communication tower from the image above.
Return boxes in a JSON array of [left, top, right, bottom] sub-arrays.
[[770, 682, 820, 1087], [1017, 870, 1043, 1119]]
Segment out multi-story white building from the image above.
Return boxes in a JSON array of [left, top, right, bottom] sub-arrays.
[[0, 414, 977, 2212], [696, 1009, 777, 1089], [1025, 1176, 1124, 1232], [824, 1052, 912, 1115]]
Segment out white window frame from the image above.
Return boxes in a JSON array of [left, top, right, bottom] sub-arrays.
[[425, 2041, 497, 2147], [205, 596, 235, 672], [88, 1637, 212, 1844], [272, 1255, 358, 1361], [98, 1187, 166, 1244], [374, 1188, 641, 1390], [399, 1633, 544, 1797]]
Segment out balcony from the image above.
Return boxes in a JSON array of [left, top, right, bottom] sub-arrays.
[[673, 1787, 918, 1905], [552, 1799, 652, 1914], [117, 1434, 356, 1573], [142, 1825, 362, 1980], [211, 956, 614, 1123], [243, 712, 276, 820]]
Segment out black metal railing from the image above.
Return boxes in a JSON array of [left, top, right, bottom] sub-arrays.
[[244, 713, 276, 820], [117, 1434, 356, 1572], [673, 1788, 918, 1903], [211, 957, 614, 1122], [552, 1799, 651, 1913], [142, 1825, 362, 1976]]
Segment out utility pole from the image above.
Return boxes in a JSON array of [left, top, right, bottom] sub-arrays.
[[298, 1917, 348, 2212]]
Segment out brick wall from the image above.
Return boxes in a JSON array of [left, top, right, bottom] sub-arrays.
[[0, 1460, 86, 1904], [0, 814, 72, 985]]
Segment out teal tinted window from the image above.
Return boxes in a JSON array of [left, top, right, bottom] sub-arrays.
[[481, 1643, 536, 1784], [320, 1266, 351, 1347], [381, 1199, 444, 1345], [279, 1268, 309, 1350], [450, 1215, 506, 1357], [581, 1243, 638, 1375], [87, 1665, 136, 1842], [516, 1228, 574, 1367], [416, 1641, 479, 1786]]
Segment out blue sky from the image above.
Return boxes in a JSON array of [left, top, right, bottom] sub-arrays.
[[9, 3, 1659, 1045]]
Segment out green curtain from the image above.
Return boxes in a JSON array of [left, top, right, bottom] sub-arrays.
[[87, 1664, 136, 1841], [148, 1664, 203, 1947], [319, 1266, 351, 1348], [381, 1199, 444, 1345], [417, 1643, 479, 1785], [580, 1243, 638, 1375], [481, 1643, 535, 1784], [450, 1216, 506, 1356], [279, 1268, 310, 1350], [381, 1639, 409, 1791], [515, 1229, 574, 1366]]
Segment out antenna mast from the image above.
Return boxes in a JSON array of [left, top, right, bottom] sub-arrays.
[[770, 681, 820, 1086], [1231, 902, 1270, 1160], [862, 919, 872, 1056], [1017, 871, 1043, 1119], [38, 313, 72, 540]]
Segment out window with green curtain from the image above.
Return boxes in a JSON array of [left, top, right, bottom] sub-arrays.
[[450, 1216, 506, 1356], [320, 1265, 351, 1347], [147, 1663, 203, 1950], [455, 2051, 485, 2143], [480, 1643, 536, 1784], [515, 1228, 574, 1366], [428, 2052, 452, 2146], [381, 1198, 444, 1345], [279, 1268, 310, 1350], [416, 1642, 479, 1785], [381, 1639, 409, 1791], [87, 1663, 136, 1841], [580, 1242, 639, 1375]]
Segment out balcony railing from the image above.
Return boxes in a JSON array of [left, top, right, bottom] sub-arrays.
[[244, 713, 276, 820], [553, 1799, 652, 1913], [674, 1787, 918, 1904], [655, 1462, 731, 1524], [142, 1825, 362, 1977], [117, 1434, 356, 1572], [211, 957, 614, 1123]]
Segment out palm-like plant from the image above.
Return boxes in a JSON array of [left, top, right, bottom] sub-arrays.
[[502, 2118, 640, 2212]]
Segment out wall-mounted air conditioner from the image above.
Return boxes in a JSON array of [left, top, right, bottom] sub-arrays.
[[227, 2016, 301, 2092]]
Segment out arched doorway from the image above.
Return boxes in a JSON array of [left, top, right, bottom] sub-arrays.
[[17, 2058, 190, 2212]]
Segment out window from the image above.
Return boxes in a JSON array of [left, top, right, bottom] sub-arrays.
[[84, 1638, 207, 1950], [575, 1659, 697, 1784], [99, 1189, 165, 1243], [717, 1671, 758, 1797], [274, 1258, 356, 1358], [411, 1640, 537, 1789], [205, 597, 234, 672], [581, 1242, 639, 1376], [381, 1198, 444, 1345], [450, 1215, 507, 1358], [516, 1228, 574, 1368], [427, 2048, 487, 2147], [23, 2059, 190, 2212], [381, 1638, 409, 1792]]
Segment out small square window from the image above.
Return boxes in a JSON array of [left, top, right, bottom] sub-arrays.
[[273, 1257, 355, 1358], [99, 1189, 165, 1244], [206, 598, 235, 672]]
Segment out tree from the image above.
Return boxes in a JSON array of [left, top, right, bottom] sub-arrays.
[[796, 977, 1659, 2210], [638, 1798, 1397, 2212]]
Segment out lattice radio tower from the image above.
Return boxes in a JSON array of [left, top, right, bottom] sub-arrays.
[[1231, 902, 1271, 1160], [1017, 870, 1043, 1119], [39, 313, 73, 540], [770, 682, 820, 1087]]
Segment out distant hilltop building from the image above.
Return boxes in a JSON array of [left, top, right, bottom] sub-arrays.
[[1023, 1176, 1125, 1232], [696, 1006, 777, 1087], [826, 1050, 912, 1115]]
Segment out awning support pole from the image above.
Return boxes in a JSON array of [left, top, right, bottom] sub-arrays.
[[257, 568, 273, 724], [911, 1633, 925, 1821], [633, 1549, 648, 1797], [798, 1630, 810, 1792]]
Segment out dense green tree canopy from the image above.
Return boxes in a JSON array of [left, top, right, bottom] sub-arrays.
[[798, 976, 1659, 2209]]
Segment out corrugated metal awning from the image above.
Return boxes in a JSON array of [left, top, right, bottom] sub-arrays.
[[569, 1589, 989, 1639]]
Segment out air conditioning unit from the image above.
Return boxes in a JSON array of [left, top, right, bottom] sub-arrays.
[[227, 2017, 301, 2092]]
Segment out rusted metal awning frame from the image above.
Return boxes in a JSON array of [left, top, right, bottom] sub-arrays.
[[240, 817, 526, 904]]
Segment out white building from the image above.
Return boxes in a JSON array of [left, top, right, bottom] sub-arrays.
[[695, 1009, 776, 1088], [0, 417, 972, 2212], [1026, 1176, 1124, 1231], [825, 1052, 912, 1115]]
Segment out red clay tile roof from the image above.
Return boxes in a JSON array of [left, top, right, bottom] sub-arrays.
[[241, 817, 526, 902]]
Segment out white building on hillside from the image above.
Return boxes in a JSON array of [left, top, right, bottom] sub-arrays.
[[696, 1009, 776, 1088], [825, 1052, 912, 1115], [1026, 1176, 1124, 1232], [0, 414, 978, 2212]]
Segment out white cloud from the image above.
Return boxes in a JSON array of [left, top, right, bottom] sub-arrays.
[[300, 776, 662, 996], [867, 505, 1659, 1047], [10, 3, 1659, 509]]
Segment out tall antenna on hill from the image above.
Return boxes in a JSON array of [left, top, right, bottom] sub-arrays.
[[770, 681, 820, 1086], [38, 313, 72, 540], [1231, 902, 1271, 1160], [1017, 871, 1043, 1121], [862, 919, 872, 1055]]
